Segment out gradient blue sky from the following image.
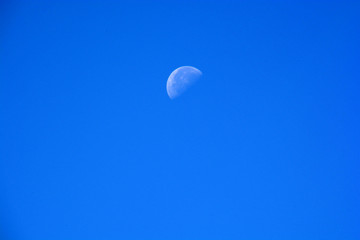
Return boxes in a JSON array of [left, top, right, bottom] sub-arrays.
[[1, 1, 360, 239]]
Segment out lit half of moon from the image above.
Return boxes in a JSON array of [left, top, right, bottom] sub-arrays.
[[166, 66, 202, 99]]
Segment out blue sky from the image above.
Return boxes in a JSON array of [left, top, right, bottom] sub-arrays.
[[1, 1, 359, 239]]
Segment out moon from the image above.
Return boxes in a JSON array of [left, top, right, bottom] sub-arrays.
[[166, 66, 202, 99]]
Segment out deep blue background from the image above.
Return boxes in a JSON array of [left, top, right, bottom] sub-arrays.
[[1, 1, 359, 239]]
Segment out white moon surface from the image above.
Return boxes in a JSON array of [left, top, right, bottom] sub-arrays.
[[166, 66, 202, 99]]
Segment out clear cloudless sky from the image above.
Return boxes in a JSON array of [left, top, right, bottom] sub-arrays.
[[1, 1, 359, 239]]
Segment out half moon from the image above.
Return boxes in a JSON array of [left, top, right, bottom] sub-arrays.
[[166, 66, 202, 99]]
